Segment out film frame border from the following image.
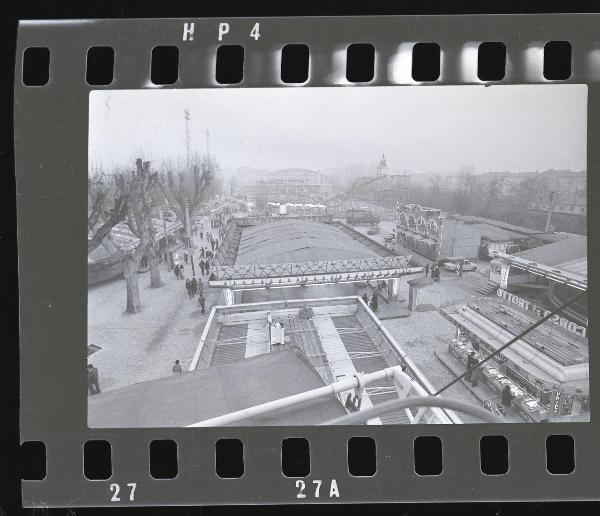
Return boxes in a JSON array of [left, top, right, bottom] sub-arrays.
[[14, 14, 599, 506]]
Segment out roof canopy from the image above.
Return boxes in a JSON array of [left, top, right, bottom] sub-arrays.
[[236, 220, 379, 264], [88, 349, 347, 427]]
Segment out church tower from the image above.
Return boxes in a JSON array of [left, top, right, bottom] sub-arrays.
[[376, 154, 388, 176]]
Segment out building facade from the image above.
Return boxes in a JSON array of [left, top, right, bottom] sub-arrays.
[[395, 204, 481, 262], [240, 168, 333, 207]]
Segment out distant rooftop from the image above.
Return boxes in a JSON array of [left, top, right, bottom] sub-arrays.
[[472, 223, 527, 242], [452, 214, 577, 243], [515, 236, 587, 277]]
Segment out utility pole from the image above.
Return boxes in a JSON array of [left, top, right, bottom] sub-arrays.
[[185, 197, 196, 276], [545, 191, 557, 233], [184, 110, 192, 171], [161, 209, 173, 271]]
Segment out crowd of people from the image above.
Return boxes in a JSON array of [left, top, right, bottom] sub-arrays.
[[423, 262, 441, 282], [176, 220, 218, 313], [87, 215, 227, 397], [361, 292, 379, 312]]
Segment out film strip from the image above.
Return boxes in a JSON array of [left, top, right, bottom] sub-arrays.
[[15, 14, 599, 506]]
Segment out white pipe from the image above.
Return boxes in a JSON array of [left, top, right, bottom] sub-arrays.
[[391, 370, 458, 424], [186, 367, 402, 427], [188, 306, 218, 371]]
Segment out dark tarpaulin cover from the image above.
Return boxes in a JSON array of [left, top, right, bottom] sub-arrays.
[[88, 348, 346, 427]]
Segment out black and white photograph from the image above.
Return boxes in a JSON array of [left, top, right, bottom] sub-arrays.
[[86, 84, 589, 427]]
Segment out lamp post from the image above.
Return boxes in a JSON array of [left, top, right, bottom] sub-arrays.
[[185, 197, 196, 276], [161, 209, 173, 271], [544, 191, 559, 233]]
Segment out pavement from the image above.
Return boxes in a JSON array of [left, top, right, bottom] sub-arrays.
[[88, 231, 224, 393], [380, 311, 482, 423]]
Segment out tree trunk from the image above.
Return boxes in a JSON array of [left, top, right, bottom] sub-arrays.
[[123, 254, 142, 313], [148, 245, 163, 288]]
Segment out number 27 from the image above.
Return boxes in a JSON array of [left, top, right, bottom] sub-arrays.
[[109, 482, 137, 502]]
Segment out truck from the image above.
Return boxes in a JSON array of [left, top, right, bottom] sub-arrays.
[[345, 208, 380, 226]]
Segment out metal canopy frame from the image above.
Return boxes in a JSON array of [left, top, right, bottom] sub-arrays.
[[210, 255, 416, 286]]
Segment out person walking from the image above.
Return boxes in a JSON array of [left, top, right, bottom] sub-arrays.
[[198, 293, 206, 314], [174, 265, 180, 280], [369, 293, 378, 312], [470, 356, 480, 387], [345, 393, 358, 413], [190, 276, 198, 297], [199, 259, 205, 276], [185, 279, 193, 299], [200, 247, 205, 259], [425, 264, 429, 277], [501, 385, 514, 407], [200, 231, 204, 241], [465, 351, 475, 383], [211, 239, 215, 252], [197, 277, 204, 295], [178, 264, 185, 279], [184, 251, 189, 264], [172, 360, 182, 373], [87, 364, 100, 395]]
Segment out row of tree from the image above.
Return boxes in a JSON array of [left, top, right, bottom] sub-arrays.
[[408, 172, 587, 234], [88, 153, 219, 313]]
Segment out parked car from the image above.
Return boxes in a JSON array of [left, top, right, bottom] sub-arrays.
[[445, 259, 477, 271], [384, 234, 395, 243]]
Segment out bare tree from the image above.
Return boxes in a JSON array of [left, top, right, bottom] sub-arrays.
[[159, 152, 218, 224], [122, 159, 162, 313], [87, 172, 129, 254]]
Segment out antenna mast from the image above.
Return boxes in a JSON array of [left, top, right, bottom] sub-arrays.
[[184, 109, 192, 170]]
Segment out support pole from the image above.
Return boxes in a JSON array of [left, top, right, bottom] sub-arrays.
[[185, 197, 195, 276]]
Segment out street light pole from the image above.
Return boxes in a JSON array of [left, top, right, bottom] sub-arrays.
[[545, 191, 556, 233], [185, 198, 196, 276], [161, 210, 173, 271]]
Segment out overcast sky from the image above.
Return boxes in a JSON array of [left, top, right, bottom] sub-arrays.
[[89, 84, 587, 176]]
